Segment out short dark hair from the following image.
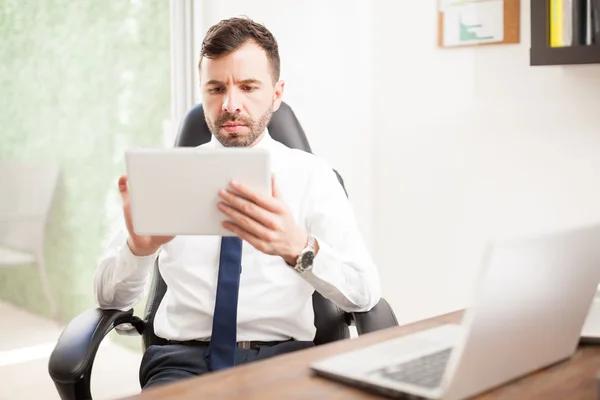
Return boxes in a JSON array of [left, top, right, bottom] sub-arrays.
[[199, 17, 280, 83]]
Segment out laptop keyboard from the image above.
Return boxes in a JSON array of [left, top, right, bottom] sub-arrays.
[[368, 348, 452, 389]]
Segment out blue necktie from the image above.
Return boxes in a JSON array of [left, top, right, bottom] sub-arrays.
[[205, 236, 243, 371]]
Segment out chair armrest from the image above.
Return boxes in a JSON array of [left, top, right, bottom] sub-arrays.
[[350, 298, 398, 335], [48, 308, 141, 383]]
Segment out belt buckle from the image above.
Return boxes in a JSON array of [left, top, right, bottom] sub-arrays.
[[237, 341, 252, 349]]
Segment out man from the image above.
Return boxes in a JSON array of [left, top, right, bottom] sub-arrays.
[[94, 16, 380, 390]]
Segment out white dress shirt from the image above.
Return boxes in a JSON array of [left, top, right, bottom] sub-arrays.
[[94, 131, 381, 342]]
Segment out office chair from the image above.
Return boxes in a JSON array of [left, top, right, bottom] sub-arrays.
[[0, 162, 60, 318], [48, 102, 398, 400]]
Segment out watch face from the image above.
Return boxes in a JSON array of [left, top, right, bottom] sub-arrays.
[[301, 251, 315, 268]]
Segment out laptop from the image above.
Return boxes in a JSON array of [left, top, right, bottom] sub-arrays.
[[310, 224, 600, 400], [125, 147, 271, 237]]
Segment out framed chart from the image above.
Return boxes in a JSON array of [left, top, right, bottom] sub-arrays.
[[438, 0, 520, 48]]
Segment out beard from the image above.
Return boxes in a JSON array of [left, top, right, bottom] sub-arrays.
[[206, 106, 273, 148]]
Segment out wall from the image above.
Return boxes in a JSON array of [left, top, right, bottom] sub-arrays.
[[199, 0, 375, 252], [373, 0, 600, 324], [0, 0, 171, 324]]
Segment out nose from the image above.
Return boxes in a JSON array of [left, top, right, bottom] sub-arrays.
[[222, 90, 241, 113]]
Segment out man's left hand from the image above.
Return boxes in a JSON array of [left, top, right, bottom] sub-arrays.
[[218, 174, 308, 265]]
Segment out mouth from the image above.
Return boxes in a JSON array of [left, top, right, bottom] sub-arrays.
[[221, 122, 248, 133]]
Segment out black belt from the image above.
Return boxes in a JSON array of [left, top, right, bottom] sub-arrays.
[[167, 339, 292, 350]]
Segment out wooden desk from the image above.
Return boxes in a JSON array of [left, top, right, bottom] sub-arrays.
[[121, 311, 600, 399]]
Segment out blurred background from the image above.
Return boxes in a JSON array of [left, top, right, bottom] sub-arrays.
[[2, 0, 600, 399]]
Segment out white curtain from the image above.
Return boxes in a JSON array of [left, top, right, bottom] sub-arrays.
[[167, 0, 205, 146]]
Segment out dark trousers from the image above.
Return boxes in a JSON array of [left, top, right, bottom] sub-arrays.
[[139, 340, 314, 390]]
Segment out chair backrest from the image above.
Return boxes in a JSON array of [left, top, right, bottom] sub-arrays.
[[0, 162, 59, 260], [141, 102, 350, 349]]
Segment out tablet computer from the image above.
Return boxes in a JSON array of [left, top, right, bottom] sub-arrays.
[[124, 147, 272, 236]]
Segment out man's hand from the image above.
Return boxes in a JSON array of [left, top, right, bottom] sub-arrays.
[[118, 175, 175, 256], [218, 174, 308, 265]]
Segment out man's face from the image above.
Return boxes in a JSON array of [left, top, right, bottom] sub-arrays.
[[200, 41, 284, 147]]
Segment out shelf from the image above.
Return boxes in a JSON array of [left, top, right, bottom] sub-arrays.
[[530, 45, 600, 66], [530, 0, 600, 66]]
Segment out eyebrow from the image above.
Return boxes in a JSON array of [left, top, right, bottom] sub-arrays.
[[204, 79, 263, 86]]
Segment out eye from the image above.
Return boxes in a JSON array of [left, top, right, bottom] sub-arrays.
[[242, 85, 256, 92], [208, 87, 224, 94]]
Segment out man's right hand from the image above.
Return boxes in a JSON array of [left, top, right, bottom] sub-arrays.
[[119, 175, 175, 256]]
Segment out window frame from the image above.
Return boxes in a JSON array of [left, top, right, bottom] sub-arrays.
[[166, 0, 205, 146]]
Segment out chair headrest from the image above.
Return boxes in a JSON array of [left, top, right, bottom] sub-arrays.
[[174, 101, 313, 153]]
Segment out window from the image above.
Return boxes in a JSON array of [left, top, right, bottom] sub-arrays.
[[0, 0, 171, 320]]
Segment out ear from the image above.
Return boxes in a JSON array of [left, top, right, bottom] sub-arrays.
[[271, 80, 285, 112]]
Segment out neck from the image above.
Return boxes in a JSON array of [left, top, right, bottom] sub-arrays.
[[249, 131, 266, 147]]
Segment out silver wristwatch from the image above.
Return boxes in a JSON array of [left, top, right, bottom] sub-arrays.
[[294, 234, 316, 273]]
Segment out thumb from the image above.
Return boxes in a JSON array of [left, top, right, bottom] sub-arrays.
[[271, 173, 282, 199], [118, 175, 129, 201]]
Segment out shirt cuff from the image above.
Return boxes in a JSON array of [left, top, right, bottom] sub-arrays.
[[112, 240, 158, 283], [298, 234, 362, 304]]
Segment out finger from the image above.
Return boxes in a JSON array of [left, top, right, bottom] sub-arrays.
[[222, 221, 268, 253], [228, 180, 284, 214], [118, 175, 129, 202], [271, 173, 283, 199], [118, 175, 128, 191], [218, 202, 274, 241], [218, 189, 280, 230]]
